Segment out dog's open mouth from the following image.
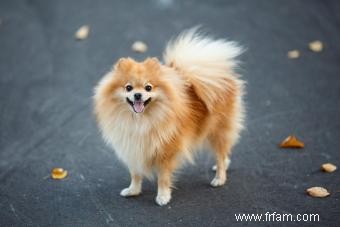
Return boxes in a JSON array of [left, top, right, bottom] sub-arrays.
[[126, 98, 151, 113]]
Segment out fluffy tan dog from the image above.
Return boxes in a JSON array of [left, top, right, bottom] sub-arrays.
[[94, 28, 245, 206]]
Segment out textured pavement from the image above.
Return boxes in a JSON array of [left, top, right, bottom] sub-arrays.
[[0, 0, 339, 226]]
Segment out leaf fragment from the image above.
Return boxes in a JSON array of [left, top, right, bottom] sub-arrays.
[[51, 168, 68, 180], [280, 135, 304, 148], [306, 187, 330, 198], [287, 50, 300, 59], [131, 41, 148, 53], [309, 40, 323, 52], [321, 163, 337, 173], [75, 25, 90, 40]]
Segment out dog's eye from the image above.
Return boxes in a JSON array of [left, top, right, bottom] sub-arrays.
[[145, 85, 152, 92], [126, 85, 133, 92]]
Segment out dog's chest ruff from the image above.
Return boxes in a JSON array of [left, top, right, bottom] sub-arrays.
[[104, 117, 176, 175], [109, 125, 153, 173]]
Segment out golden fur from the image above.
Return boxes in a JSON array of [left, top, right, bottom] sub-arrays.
[[94, 28, 245, 206]]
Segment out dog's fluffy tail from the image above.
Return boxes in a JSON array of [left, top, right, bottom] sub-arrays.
[[163, 27, 244, 111]]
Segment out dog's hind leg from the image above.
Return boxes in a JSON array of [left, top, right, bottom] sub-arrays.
[[208, 131, 235, 187]]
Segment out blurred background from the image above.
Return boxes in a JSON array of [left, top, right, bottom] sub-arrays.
[[0, 0, 339, 226]]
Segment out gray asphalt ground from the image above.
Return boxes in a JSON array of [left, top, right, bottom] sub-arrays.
[[0, 0, 339, 226]]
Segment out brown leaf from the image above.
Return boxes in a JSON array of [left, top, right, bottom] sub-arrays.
[[279, 135, 304, 148], [51, 168, 68, 180]]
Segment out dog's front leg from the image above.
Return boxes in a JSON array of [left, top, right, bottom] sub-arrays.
[[120, 171, 142, 197], [155, 165, 174, 206]]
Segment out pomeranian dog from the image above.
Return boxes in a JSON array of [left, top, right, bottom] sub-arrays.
[[94, 28, 245, 206]]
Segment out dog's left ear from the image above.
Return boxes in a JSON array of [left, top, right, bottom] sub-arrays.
[[144, 57, 160, 71]]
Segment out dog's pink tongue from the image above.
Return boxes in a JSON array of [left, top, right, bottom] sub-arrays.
[[133, 101, 145, 113]]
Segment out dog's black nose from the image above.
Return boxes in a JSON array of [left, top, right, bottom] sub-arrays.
[[134, 93, 142, 101]]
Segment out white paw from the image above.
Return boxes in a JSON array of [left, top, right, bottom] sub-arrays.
[[210, 177, 226, 187], [120, 187, 141, 197], [155, 193, 171, 206]]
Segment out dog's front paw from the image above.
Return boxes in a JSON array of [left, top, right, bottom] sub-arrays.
[[120, 187, 141, 197], [210, 177, 226, 187], [155, 193, 171, 206]]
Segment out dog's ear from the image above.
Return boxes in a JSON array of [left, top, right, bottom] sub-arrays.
[[114, 58, 133, 72], [143, 57, 160, 71]]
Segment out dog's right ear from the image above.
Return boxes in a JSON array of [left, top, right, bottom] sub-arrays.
[[114, 58, 133, 72]]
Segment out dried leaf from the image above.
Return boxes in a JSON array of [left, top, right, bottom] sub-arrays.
[[306, 187, 330, 198], [321, 163, 337, 173], [51, 168, 68, 180], [287, 50, 300, 59], [309, 40, 323, 52], [280, 135, 304, 148], [75, 25, 90, 40], [131, 41, 148, 53]]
